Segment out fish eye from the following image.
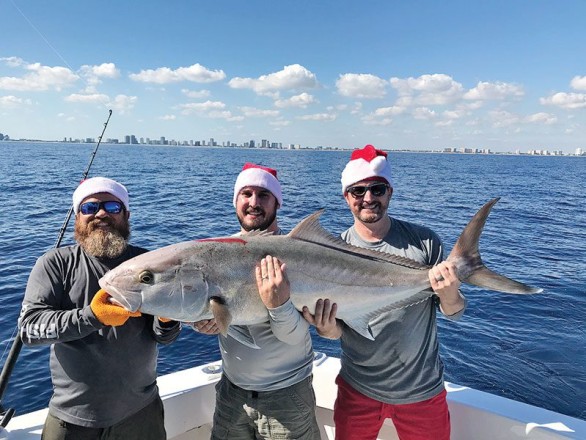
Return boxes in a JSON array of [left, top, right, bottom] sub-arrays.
[[138, 270, 154, 284]]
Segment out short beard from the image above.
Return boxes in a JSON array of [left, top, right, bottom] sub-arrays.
[[238, 209, 277, 232], [74, 219, 130, 259]]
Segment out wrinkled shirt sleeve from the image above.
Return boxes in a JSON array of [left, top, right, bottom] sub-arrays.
[[267, 299, 309, 345], [152, 318, 182, 344], [19, 255, 103, 346]]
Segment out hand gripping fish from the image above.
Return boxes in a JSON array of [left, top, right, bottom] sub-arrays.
[[99, 198, 541, 345]]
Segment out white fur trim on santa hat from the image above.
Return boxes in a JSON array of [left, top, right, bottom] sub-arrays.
[[233, 167, 283, 207], [72, 177, 130, 214], [341, 155, 393, 193]]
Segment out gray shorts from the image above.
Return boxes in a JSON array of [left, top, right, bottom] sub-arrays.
[[41, 395, 166, 440], [212, 374, 320, 440]]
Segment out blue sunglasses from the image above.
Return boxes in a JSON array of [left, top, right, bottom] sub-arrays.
[[79, 201, 124, 215]]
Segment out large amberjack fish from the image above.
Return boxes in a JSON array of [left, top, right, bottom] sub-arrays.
[[99, 198, 541, 345]]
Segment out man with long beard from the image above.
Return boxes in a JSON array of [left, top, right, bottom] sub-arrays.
[[304, 145, 466, 440], [192, 163, 319, 440], [19, 177, 181, 440]]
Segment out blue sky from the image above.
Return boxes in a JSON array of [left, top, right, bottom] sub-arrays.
[[1, 0, 585, 152]]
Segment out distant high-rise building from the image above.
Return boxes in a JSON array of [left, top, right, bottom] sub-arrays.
[[576, 148, 583, 156]]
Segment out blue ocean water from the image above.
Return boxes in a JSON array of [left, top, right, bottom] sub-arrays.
[[0, 141, 584, 421]]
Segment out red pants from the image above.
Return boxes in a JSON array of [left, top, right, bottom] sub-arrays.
[[333, 376, 450, 440]]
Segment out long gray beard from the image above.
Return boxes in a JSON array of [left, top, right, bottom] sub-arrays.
[[75, 220, 130, 259], [80, 230, 128, 259]]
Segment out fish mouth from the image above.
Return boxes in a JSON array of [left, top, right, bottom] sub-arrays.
[[98, 280, 142, 312]]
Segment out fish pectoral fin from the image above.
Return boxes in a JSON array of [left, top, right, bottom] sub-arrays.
[[227, 326, 260, 349], [344, 318, 375, 341], [210, 297, 232, 336]]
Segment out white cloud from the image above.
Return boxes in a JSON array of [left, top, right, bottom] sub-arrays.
[[540, 92, 586, 109], [0, 62, 78, 91], [109, 95, 137, 114], [274, 92, 316, 108], [239, 106, 280, 117], [412, 107, 437, 120], [0, 95, 32, 107], [270, 119, 291, 127], [362, 114, 393, 126], [336, 73, 387, 99], [0, 57, 26, 68], [81, 63, 120, 79], [525, 112, 557, 124], [373, 106, 405, 117], [180, 100, 226, 114], [129, 64, 226, 84], [489, 109, 521, 127], [65, 93, 109, 104], [297, 113, 336, 121], [208, 110, 244, 121], [228, 64, 318, 94], [390, 74, 464, 105], [181, 89, 211, 99], [159, 114, 176, 120], [464, 81, 524, 100], [570, 75, 586, 90]]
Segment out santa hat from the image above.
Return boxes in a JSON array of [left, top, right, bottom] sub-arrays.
[[72, 177, 130, 214], [233, 163, 283, 207], [341, 144, 393, 193]]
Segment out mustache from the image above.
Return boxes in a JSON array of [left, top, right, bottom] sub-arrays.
[[246, 208, 265, 215], [359, 202, 381, 209], [88, 218, 113, 228]]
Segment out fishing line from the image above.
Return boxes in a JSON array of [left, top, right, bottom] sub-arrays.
[[7, 0, 112, 109]]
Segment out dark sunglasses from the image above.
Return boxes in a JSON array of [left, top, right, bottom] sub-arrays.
[[346, 183, 390, 198], [79, 201, 124, 215]]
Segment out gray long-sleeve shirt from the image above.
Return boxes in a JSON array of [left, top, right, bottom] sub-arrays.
[[219, 229, 314, 391], [19, 244, 181, 428]]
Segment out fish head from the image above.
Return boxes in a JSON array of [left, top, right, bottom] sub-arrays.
[[98, 241, 212, 320]]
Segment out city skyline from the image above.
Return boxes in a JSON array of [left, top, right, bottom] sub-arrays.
[[2, 1, 586, 154]]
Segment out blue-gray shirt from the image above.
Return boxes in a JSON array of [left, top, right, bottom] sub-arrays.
[[339, 216, 465, 404]]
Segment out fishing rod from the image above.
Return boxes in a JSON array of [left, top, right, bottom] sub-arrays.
[[0, 109, 113, 428]]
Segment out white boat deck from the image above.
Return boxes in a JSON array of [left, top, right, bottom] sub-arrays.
[[1, 353, 585, 440]]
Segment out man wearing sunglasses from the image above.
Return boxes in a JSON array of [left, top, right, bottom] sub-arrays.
[[303, 145, 466, 440], [192, 163, 319, 440], [19, 176, 181, 440]]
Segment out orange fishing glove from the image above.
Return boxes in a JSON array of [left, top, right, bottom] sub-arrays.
[[158, 317, 173, 323], [90, 288, 141, 327]]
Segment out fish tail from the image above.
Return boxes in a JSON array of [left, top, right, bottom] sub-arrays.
[[447, 198, 542, 294]]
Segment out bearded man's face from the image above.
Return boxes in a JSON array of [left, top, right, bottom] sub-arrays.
[[74, 194, 130, 259]]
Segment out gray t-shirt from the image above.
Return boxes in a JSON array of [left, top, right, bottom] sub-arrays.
[[219, 229, 314, 391], [339, 216, 465, 404], [19, 244, 181, 428]]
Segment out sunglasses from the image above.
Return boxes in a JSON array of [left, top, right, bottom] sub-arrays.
[[346, 183, 390, 198], [79, 201, 124, 215]]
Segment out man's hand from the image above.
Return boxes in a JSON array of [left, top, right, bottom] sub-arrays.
[[303, 299, 342, 339], [189, 319, 220, 335], [256, 255, 290, 309], [90, 289, 141, 327], [429, 261, 465, 315]]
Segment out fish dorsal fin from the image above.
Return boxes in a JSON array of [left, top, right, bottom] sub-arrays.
[[210, 297, 232, 336], [288, 210, 428, 270]]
